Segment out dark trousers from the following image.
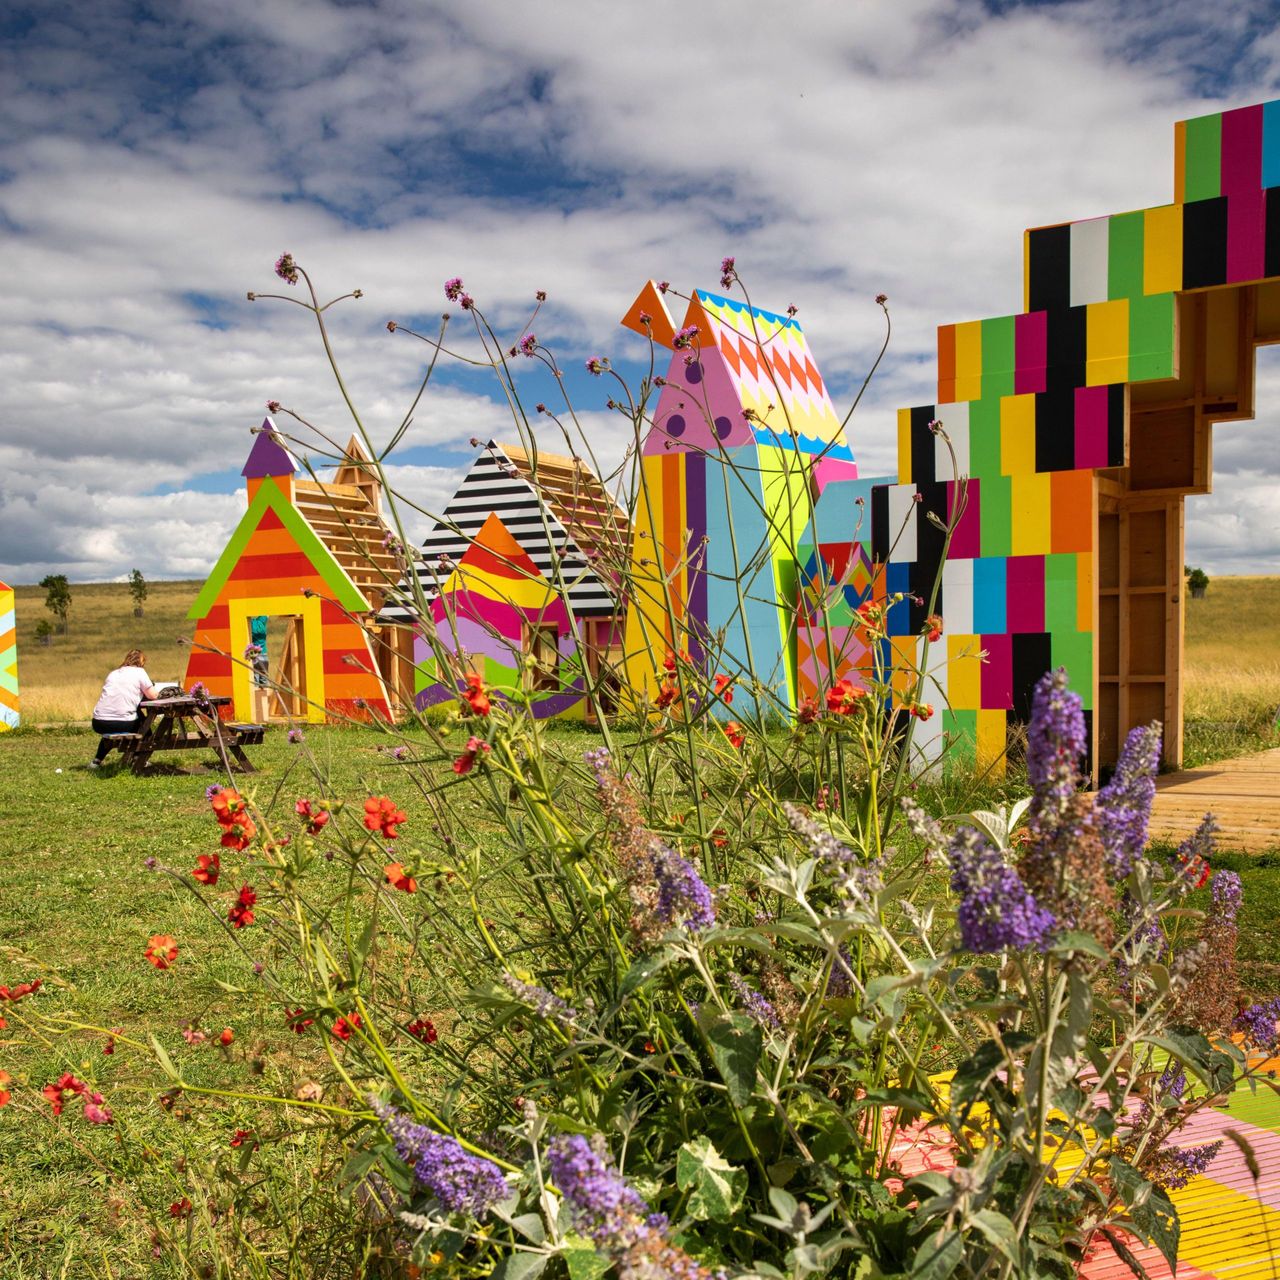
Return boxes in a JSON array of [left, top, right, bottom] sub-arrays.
[[93, 715, 142, 762]]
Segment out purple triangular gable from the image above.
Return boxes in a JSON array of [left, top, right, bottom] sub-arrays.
[[241, 419, 297, 478]]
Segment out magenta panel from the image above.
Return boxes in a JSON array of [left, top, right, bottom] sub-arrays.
[[980, 632, 1012, 710], [1221, 103, 1264, 196], [1014, 311, 1047, 395], [1073, 385, 1110, 469], [946, 478, 981, 560], [1005, 556, 1045, 632], [1227, 187, 1266, 283]]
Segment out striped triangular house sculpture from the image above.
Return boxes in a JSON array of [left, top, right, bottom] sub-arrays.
[[0, 580, 17, 731], [379, 440, 628, 719], [183, 423, 398, 723]]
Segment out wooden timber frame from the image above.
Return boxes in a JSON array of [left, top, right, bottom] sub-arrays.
[[1095, 282, 1280, 771]]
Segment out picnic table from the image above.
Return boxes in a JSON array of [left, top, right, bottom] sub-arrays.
[[101, 695, 265, 775]]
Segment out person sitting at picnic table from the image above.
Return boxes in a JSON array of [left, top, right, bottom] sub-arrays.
[[89, 648, 162, 769]]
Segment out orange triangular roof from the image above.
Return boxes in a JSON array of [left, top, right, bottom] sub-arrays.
[[620, 279, 678, 348], [458, 511, 545, 580]]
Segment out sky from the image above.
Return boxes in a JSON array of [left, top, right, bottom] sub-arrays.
[[4, 0, 1280, 585]]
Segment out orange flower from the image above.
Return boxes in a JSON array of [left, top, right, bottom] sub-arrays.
[[364, 796, 407, 839], [192, 853, 220, 886], [825, 680, 866, 716], [464, 673, 491, 717], [912, 702, 935, 721], [855, 600, 886, 639], [384, 862, 417, 894], [723, 721, 745, 750], [797, 696, 819, 725], [452, 736, 490, 775], [145, 935, 179, 970], [0, 1069, 10, 1107], [168, 1198, 192, 1219], [219, 1027, 234, 1046], [331, 1013, 362, 1042], [219, 816, 257, 851], [230, 1128, 255, 1149], [714, 674, 734, 704], [923, 614, 944, 643], [228, 884, 256, 929], [210, 788, 249, 824]]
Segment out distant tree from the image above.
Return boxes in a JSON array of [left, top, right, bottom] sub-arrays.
[[1187, 566, 1210, 599], [34, 619, 54, 646], [129, 568, 148, 618], [40, 574, 71, 635]]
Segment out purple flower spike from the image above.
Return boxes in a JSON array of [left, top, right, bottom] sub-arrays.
[[1235, 997, 1280, 1049], [729, 974, 780, 1029], [1211, 869, 1243, 924], [652, 846, 715, 933], [950, 828, 1056, 953], [374, 1102, 507, 1216], [1026, 668, 1086, 836], [1095, 723, 1161, 876]]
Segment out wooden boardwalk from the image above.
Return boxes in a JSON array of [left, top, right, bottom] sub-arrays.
[[1150, 748, 1280, 854]]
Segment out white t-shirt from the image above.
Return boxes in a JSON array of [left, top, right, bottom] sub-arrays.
[[93, 667, 155, 721]]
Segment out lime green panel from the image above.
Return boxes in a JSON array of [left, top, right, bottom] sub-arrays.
[[980, 474, 1012, 558], [968, 396, 1002, 480], [1128, 292, 1177, 384], [943, 709, 977, 765], [1043, 553, 1078, 636], [981, 315, 1015, 399], [1107, 211, 1145, 300], [1052, 631, 1094, 710], [1183, 114, 1222, 202]]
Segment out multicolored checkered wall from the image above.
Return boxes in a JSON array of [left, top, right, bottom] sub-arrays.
[[883, 99, 1280, 768]]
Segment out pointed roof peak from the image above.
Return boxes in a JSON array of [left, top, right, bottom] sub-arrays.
[[242, 418, 297, 478]]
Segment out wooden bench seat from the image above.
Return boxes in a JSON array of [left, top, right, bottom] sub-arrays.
[[226, 723, 266, 746]]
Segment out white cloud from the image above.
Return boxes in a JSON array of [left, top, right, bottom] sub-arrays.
[[3, 0, 1280, 581]]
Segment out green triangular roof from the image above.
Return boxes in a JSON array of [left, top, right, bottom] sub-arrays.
[[188, 476, 370, 619]]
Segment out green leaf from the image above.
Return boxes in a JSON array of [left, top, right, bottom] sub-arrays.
[[491, 1253, 549, 1280], [563, 1235, 610, 1280], [969, 1209, 1019, 1266], [676, 1135, 748, 1223], [618, 950, 674, 997], [149, 1034, 181, 1082], [1047, 931, 1111, 960], [1108, 1157, 1180, 1271], [911, 1227, 963, 1280], [705, 1013, 762, 1107]]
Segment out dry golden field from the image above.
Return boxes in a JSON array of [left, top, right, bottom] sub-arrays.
[[6, 575, 1279, 757]]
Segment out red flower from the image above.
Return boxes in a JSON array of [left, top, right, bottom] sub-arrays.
[[42, 1072, 87, 1116], [407, 1017, 438, 1045], [294, 799, 330, 834], [219, 818, 256, 851], [923, 614, 944, 643], [192, 853, 220, 886], [855, 600, 885, 637], [912, 702, 935, 721], [723, 721, 745, 750], [0, 1069, 10, 1107], [797, 696, 819, 725], [145, 935, 179, 970], [452, 736, 490, 775], [711, 829, 729, 848], [83, 1093, 113, 1125], [103, 1027, 122, 1055], [654, 678, 680, 710], [169, 1198, 193, 1219], [230, 1128, 255, 1149], [384, 862, 417, 894], [228, 884, 256, 930], [1181, 855, 1211, 889], [285, 1008, 313, 1034], [331, 1013, 362, 1042], [464, 673, 491, 717], [0, 979, 42, 1003], [219, 1027, 234, 1047], [212, 788, 256, 849], [364, 796, 407, 839], [826, 680, 866, 716], [714, 674, 734, 704]]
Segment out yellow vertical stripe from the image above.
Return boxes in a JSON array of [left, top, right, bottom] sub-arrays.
[[976, 709, 1006, 770], [1011, 472, 1052, 555], [1000, 394, 1037, 477], [897, 408, 913, 486], [1086, 298, 1130, 386], [946, 635, 981, 710], [1144, 204, 1182, 295], [954, 321, 983, 402]]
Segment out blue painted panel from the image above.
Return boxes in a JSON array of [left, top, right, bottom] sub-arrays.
[[806, 475, 896, 545], [885, 562, 911, 636], [972, 557, 1007, 634], [1263, 100, 1280, 189]]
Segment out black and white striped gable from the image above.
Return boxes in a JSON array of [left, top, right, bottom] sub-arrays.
[[376, 444, 619, 623]]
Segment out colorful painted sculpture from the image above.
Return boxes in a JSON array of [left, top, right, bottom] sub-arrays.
[[893, 99, 1280, 772], [379, 441, 628, 719], [619, 284, 861, 717], [184, 422, 403, 722], [0, 580, 17, 731]]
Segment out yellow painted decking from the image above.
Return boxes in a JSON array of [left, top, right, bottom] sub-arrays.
[[1150, 748, 1280, 854]]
